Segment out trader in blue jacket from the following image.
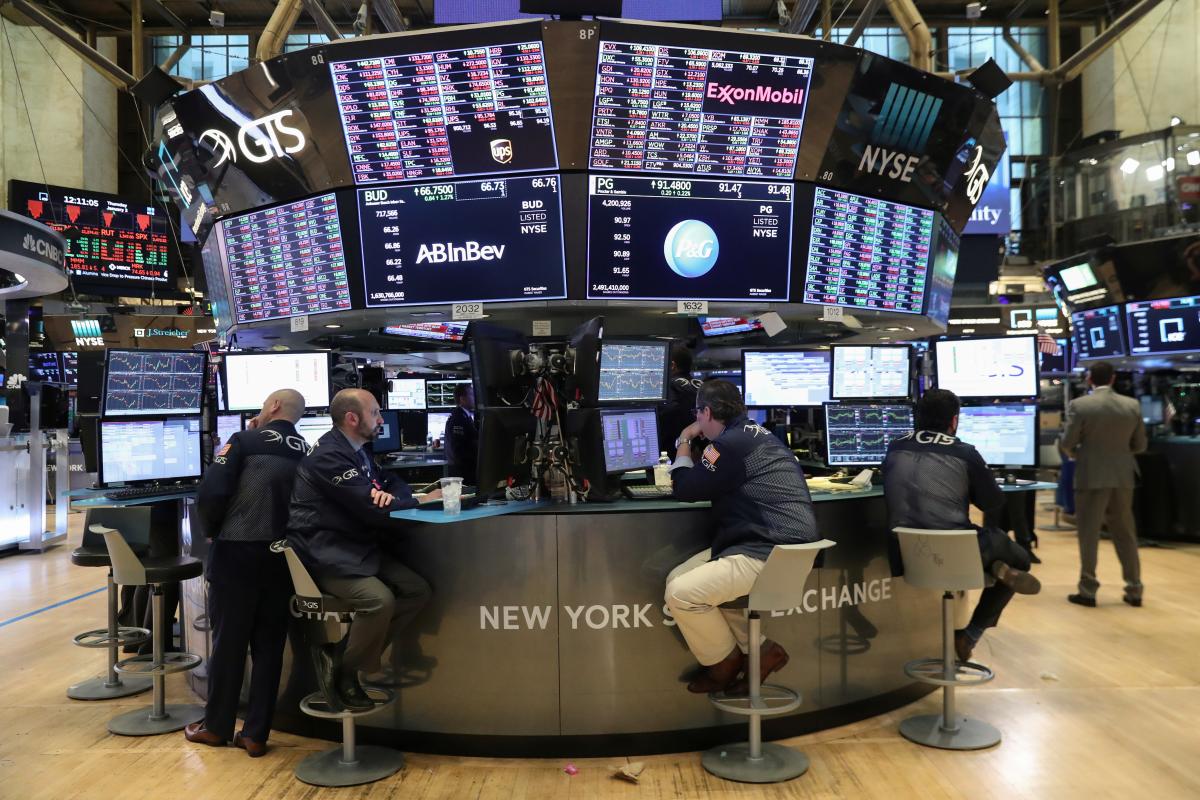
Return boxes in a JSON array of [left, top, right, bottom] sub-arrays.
[[665, 380, 821, 693], [288, 389, 435, 710]]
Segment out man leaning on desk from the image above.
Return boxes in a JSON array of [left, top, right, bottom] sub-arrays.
[[287, 388, 436, 711]]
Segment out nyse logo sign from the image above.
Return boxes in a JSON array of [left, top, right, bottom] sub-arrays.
[[199, 109, 306, 167], [857, 84, 943, 184], [964, 145, 990, 204]]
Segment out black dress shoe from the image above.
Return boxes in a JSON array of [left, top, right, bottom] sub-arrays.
[[953, 630, 975, 662], [336, 671, 376, 711], [310, 644, 345, 712], [1123, 595, 1143, 607], [1067, 593, 1097, 607]]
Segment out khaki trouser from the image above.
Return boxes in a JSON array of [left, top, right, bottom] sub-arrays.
[[1075, 487, 1143, 600], [665, 549, 765, 666]]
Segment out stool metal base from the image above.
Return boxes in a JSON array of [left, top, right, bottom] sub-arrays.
[[67, 673, 152, 701], [899, 713, 1001, 750], [108, 703, 204, 736], [295, 745, 405, 787], [701, 742, 809, 784]]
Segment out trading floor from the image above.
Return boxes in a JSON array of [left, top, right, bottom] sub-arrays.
[[3, 498, 1197, 800]]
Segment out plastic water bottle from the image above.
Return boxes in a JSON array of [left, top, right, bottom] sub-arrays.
[[653, 451, 671, 486]]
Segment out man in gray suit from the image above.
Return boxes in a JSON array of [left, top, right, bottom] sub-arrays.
[[1060, 362, 1147, 607]]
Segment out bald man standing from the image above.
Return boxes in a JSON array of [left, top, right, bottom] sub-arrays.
[[185, 389, 308, 757]]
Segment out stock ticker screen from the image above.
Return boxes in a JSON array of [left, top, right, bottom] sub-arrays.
[[825, 403, 914, 466], [103, 350, 206, 418], [589, 40, 813, 178], [1125, 294, 1200, 355], [803, 187, 934, 314], [329, 39, 557, 184], [218, 193, 353, 324], [587, 175, 792, 301], [1071, 305, 1128, 361], [597, 342, 669, 403], [8, 179, 172, 292], [357, 175, 566, 306]]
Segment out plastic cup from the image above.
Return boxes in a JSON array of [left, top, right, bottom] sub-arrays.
[[439, 477, 463, 515]]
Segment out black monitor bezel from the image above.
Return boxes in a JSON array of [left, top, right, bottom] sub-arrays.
[[220, 350, 333, 412], [932, 335, 1041, 400], [598, 406, 661, 474], [828, 344, 914, 401], [956, 401, 1041, 469], [375, 408, 404, 454], [822, 401, 914, 468], [740, 348, 832, 408], [100, 348, 208, 420], [97, 415, 204, 488], [596, 339, 671, 405]]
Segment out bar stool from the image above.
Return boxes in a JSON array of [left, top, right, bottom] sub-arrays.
[[272, 540, 404, 788], [93, 524, 206, 736], [895, 527, 1000, 750], [702, 539, 835, 784], [67, 514, 151, 700]]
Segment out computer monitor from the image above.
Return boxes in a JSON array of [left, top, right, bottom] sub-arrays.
[[699, 317, 764, 337], [426, 411, 452, 449], [1070, 304, 1128, 361], [600, 408, 660, 473], [380, 322, 469, 342], [476, 408, 536, 494], [1140, 395, 1165, 426], [387, 378, 427, 410], [934, 336, 1039, 399], [830, 345, 912, 400], [824, 403, 914, 466], [98, 417, 203, 487], [215, 413, 243, 445], [955, 404, 1039, 468], [103, 350, 207, 418], [1039, 338, 1071, 376], [468, 321, 529, 408], [742, 350, 832, 407], [597, 341, 670, 404], [223, 351, 332, 411], [375, 410, 402, 454], [296, 415, 334, 448], [427, 379, 471, 409]]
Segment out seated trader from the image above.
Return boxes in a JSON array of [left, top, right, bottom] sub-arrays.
[[443, 383, 478, 486], [883, 389, 1041, 662], [665, 380, 820, 693], [288, 389, 434, 711], [185, 389, 307, 757]]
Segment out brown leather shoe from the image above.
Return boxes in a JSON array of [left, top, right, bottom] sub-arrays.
[[687, 648, 745, 694], [184, 722, 227, 747], [954, 630, 975, 662], [233, 731, 267, 758], [728, 640, 790, 694]]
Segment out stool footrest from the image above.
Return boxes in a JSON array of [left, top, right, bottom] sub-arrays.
[[299, 688, 396, 720], [73, 626, 150, 649], [114, 652, 202, 676], [904, 657, 994, 687], [708, 684, 801, 717]]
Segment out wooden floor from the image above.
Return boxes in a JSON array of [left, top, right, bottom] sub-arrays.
[[2, 497, 1199, 799]]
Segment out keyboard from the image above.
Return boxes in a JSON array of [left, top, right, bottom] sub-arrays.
[[104, 485, 196, 500], [622, 484, 675, 500], [995, 478, 1036, 486]]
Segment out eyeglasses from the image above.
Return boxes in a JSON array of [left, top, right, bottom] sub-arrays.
[[692, 406, 706, 416]]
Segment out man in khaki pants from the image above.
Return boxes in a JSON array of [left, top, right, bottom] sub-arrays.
[[1060, 362, 1147, 607]]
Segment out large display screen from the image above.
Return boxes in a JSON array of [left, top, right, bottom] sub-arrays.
[[956, 404, 1038, 467], [742, 350, 831, 407], [1044, 256, 1118, 312], [358, 175, 566, 306], [99, 417, 203, 486], [831, 345, 911, 399], [29, 352, 63, 383], [587, 175, 792, 301], [380, 322, 468, 341], [427, 378, 471, 409], [387, 378, 427, 410], [597, 341, 670, 403], [601, 408, 660, 473], [925, 215, 960, 326], [590, 40, 813, 179], [8, 179, 172, 293], [103, 350, 206, 418], [329, 40, 557, 184], [436, 0, 722, 23], [934, 336, 1038, 399], [803, 187, 934, 314], [1071, 305, 1127, 361], [223, 351, 331, 411], [217, 193, 353, 324], [1125, 294, 1200, 355], [825, 403, 914, 466], [699, 316, 763, 337]]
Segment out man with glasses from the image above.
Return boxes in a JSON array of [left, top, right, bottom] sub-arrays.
[[664, 380, 820, 694]]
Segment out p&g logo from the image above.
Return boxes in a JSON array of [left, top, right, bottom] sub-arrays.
[[663, 220, 719, 279]]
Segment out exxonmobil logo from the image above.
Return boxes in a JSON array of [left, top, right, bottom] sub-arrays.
[[706, 83, 805, 106]]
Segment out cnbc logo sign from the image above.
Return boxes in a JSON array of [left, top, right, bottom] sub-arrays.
[[857, 84, 944, 183]]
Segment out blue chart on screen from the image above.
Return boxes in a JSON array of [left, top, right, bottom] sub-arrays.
[[743, 351, 831, 407], [599, 343, 667, 402], [601, 409, 660, 473], [825, 404, 913, 466], [104, 351, 205, 417]]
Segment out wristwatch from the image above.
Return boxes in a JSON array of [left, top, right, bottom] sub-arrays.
[[675, 436, 693, 448]]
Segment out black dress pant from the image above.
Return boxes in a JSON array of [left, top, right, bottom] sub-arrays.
[[204, 539, 292, 742], [969, 526, 1032, 631]]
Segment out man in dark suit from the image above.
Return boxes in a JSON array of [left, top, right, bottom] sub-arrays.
[[288, 389, 436, 710], [658, 344, 703, 455], [444, 383, 478, 485], [1060, 361, 1147, 607]]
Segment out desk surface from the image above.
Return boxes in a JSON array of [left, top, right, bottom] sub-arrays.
[[69, 487, 196, 508]]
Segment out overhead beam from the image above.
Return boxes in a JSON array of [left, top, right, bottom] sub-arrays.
[[300, 0, 343, 40], [845, 0, 885, 47], [141, 0, 188, 33], [7, 0, 136, 89]]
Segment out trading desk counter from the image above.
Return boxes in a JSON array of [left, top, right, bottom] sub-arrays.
[[250, 485, 1046, 756]]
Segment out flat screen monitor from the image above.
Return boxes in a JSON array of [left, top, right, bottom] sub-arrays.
[[223, 351, 331, 412], [380, 322, 468, 342], [296, 415, 334, 448], [1039, 338, 1071, 375], [955, 404, 1039, 467], [824, 403, 914, 467], [1140, 395, 1164, 425], [803, 187, 935, 315], [99, 417, 203, 486], [1125, 294, 1200, 355], [934, 337, 1039, 399], [597, 341, 670, 403], [357, 176, 567, 307], [29, 352, 63, 383], [437, 0, 722, 24], [216, 193, 353, 325], [1044, 255, 1118, 312], [387, 378, 427, 411], [925, 215, 960, 327], [103, 350, 206, 418], [830, 345, 911, 400], [62, 351, 78, 385], [215, 413, 243, 445], [427, 379, 471, 409], [329, 37, 558, 185], [427, 411, 452, 448], [8, 179, 173, 295], [587, 175, 792, 302], [1071, 305, 1127, 361], [742, 350, 831, 407], [699, 317, 763, 337], [600, 408, 660, 473], [589, 36, 814, 179], [375, 410, 402, 454]]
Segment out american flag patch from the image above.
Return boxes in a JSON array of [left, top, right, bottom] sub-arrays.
[[702, 444, 720, 465], [217, 444, 231, 456]]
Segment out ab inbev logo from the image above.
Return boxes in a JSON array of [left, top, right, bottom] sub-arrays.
[[857, 83, 943, 183]]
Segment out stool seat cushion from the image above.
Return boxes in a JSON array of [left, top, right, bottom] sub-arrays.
[[71, 547, 112, 568], [142, 555, 204, 584], [719, 595, 750, 610]]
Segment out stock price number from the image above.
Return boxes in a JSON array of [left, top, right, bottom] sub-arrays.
[[649, 179, 692, 197]]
